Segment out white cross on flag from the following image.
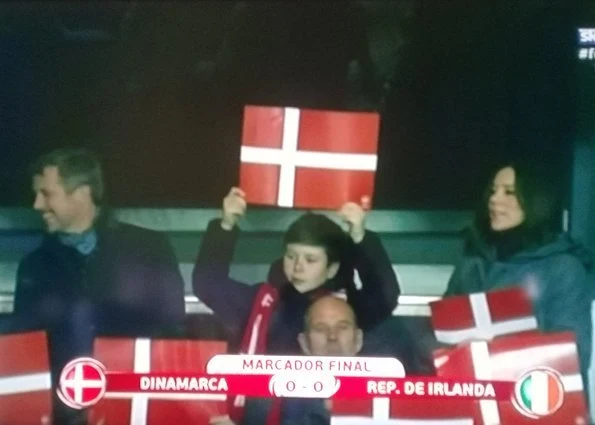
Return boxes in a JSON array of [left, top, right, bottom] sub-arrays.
[[0, 331, 52, 425], [89, 337, 228, 425], [57, 358, 105, 409], [430, 287, 538, 345], [239, 105, 380, 209], [433, 330, 588, 424]]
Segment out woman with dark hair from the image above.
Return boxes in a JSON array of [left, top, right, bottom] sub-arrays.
[[444, 162, 593, 391], [193, 187, 399, 424]]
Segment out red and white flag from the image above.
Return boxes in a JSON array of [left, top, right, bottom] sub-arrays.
[[331, 332, 588, 424], [430, 287, 538, 344], [433, 331, 588, 425], [0, 331, 52, 425], [239, 105, 380, 209], [89, 338, 228, 425]]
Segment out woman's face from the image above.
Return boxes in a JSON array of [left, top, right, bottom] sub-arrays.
[[488, 167, 526, 231]]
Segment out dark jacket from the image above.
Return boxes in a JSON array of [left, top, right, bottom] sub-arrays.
[[242, 397, 330, 425], [192, 219, 400, 354], [445, 230, 593, 389], [359, 315, 437, 376], [12, 214, 186, 424]]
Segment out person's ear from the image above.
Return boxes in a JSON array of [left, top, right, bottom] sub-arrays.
[[326, 262, 340, 280], [297, 333, 311, 355], [354, 329, 363, 354], [72, 184, 92, 202]]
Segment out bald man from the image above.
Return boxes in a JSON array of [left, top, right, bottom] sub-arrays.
[[298, 295, 363, 357], [277, 296, 365, 425], [226, 296, 364, 425]]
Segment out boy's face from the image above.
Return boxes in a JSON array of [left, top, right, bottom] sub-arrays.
[[283, 243, 339, 293]]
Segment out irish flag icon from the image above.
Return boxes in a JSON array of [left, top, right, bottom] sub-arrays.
[[513, 368, 565, 418]]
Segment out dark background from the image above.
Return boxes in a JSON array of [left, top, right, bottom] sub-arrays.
[[0, 0, 592, 209]]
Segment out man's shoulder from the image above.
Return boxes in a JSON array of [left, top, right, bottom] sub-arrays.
[[108, 222, 167, 241], [18, 248, 42, 268], [105, 222, 172, 255], [16, 242, 54, 280], [18, 236, 56, 266]]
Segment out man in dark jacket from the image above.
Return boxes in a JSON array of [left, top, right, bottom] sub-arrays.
[[13, 148, 186, 425], [209, 295, 363, 425]]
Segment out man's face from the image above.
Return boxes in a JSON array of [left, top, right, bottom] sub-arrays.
[[283, 243, 339, 293], [298, 297, 363, 356], [32, 166, 89, 233]]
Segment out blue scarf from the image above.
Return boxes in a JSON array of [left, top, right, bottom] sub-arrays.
[[57, 230, 98, 256]]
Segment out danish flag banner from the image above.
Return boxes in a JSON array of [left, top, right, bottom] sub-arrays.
[[89, 338, 228, 425], [331, 332, 588, 424], [0, 331, 52, 425], [430, 287, 538, 344], [433, 331, 588, 424], [239, 105, 380, 209]]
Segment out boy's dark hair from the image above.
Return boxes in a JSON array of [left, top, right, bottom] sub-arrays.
[[29, 148, 104, 204], [283, 213, 348, 264]]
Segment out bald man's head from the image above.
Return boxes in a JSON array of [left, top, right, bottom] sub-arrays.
[[298, 295, 363, 356]]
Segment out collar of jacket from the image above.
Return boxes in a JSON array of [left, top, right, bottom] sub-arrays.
[[40, 206, 120, 250], [279, 281, 335, 303]]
